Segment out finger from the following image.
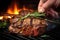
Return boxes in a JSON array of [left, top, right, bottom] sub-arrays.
[[38, 7, 45, 13], [46, 8, 59, 18], [39, 0, 44, 6], [55, 0, 60, 7], [38, 0, 47, 7], [50, 8, 59, 18], [38, 0, 43, 7], [38, 0, 47, 13], [42, 0, 56, 10]]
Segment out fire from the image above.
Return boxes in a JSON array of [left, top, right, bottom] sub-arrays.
[[7, 1, 34, 15], [13, 3, 20, 15], [7, 2, 20, 15]]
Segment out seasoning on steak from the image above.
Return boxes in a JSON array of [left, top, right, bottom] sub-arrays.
[[9, 10, 47, 36]]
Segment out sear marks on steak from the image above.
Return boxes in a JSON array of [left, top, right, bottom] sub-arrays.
[[9, 10, 47, 36], [23, 18, 31, 26]]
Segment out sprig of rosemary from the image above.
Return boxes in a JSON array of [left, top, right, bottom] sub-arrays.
[[19, 12, 60, 24], [19, 12, 45, 21]]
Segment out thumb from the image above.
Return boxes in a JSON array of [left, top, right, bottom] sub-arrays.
[[38, 0, 47, 13], [38, 7, 45, 13], [38, 0, 46, 6]]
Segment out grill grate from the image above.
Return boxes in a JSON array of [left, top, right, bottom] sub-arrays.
[[0, 29, 55, 40]]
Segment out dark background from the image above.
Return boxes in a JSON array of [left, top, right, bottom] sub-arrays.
[[0, 0, 39, 13]]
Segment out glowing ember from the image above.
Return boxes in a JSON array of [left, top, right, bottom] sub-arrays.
[[0, 16, 3, 20], [8, 16, 12, 18], [4, 16, 13, 19], [0, 16, 12, 20]]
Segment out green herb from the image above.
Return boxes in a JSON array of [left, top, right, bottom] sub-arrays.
[[30, 12, 45, 17], [0, 20, 7, 28], [19, 12, 45, 21], [41, 34, 50, 37]]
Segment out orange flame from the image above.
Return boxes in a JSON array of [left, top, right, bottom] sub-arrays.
[[7, 1, 34, 15], [13, 3, 20, 15], [7, 2, 20, 15]]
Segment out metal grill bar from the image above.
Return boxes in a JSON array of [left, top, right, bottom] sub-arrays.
[[0, 32, 21, 40], [12, 34, 30, 40], [0, 29, 55, 40]]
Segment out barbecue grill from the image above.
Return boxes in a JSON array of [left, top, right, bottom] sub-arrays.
[[0, 0, 60, 40]]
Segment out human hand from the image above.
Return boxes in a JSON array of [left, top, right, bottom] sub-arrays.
[[38, 0, 60, 18], [38, 0, 56, 12]]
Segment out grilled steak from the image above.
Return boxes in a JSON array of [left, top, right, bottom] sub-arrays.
[[9, 10, 47, 36]]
